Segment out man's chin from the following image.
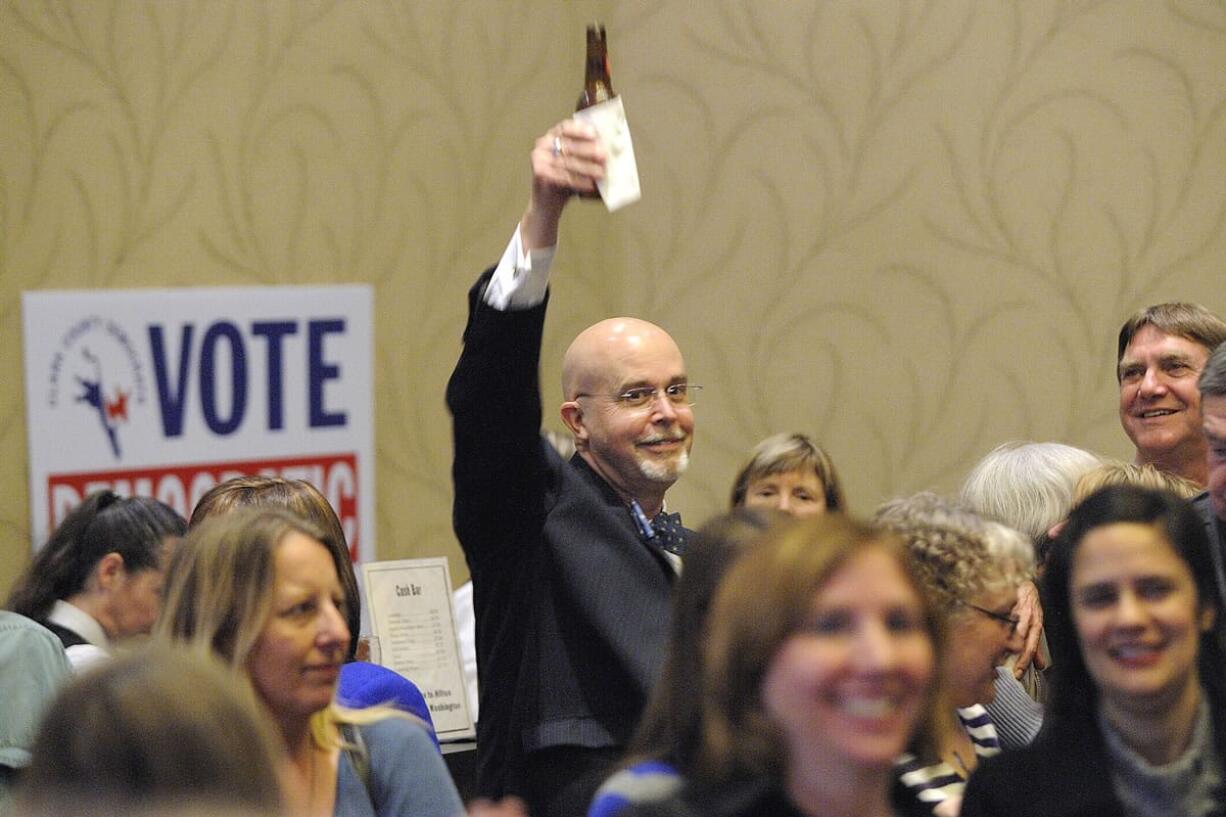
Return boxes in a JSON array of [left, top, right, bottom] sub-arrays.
[[638, 450, 689, 483], [1129, 429, 1187, 459]]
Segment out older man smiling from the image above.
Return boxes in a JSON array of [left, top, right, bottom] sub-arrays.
[[1116, 303, 1226, 487]]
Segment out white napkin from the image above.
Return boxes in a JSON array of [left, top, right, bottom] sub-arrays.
[[574, 96, 641, 212]]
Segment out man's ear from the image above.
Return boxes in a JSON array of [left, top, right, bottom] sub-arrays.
[[94, 552, 126, 591], [560, 402, 588, 446]]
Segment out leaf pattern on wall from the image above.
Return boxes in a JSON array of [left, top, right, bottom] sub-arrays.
[[2, 0, 1223, 586]]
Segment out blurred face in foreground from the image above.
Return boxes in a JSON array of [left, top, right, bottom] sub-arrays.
[[761, 547, 935, 770]]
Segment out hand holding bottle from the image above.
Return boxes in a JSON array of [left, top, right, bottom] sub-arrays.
[[520, 120, 606, 251]]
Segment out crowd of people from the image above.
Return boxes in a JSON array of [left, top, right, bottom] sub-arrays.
[[2, 115, 1225, 817]]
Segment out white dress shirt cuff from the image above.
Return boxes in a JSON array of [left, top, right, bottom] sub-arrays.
[[483, 226, 555, 310]]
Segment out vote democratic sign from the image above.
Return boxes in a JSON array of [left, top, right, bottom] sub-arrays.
[[22, 286, 375, 562]]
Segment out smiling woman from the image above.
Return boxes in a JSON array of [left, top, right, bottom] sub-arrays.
[[961, 486, 1226, 817], [157, 509, 463, 817], [619, 514, 948, 817]]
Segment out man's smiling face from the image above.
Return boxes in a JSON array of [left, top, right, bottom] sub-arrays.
[[1118, 325, 1210, 469]]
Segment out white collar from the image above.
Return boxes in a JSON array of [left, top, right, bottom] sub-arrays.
[[47, 600, 109, 648]]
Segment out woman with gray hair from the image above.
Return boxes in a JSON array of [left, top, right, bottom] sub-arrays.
[[959, 442, 1103, 681], [960, 442, 1102, 544], [876, 494, 1033, 817]]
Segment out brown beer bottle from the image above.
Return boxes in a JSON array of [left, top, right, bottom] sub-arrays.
[[577, 23, 614, 110]]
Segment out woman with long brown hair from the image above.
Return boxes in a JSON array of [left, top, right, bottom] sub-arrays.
[[623, 514, 947, 817]]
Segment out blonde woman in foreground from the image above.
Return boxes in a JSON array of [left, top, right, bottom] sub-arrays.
[[158, 508, 464, 817]]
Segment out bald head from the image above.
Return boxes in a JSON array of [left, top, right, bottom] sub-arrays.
[[557, 317, 693, 512], [561, 318, 682, 400]]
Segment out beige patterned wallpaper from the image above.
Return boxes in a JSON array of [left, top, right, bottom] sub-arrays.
[[3, 0, 1224, 593]]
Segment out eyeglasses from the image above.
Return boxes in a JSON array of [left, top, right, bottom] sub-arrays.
[[965, 602, 1020, 634], [574, 383, 701, 411]]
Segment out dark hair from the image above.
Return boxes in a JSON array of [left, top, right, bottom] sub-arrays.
[[1200, 341, 1226, 398], [1044, 485, 1226, 764], [14, 645, 284, 815], [5, 492, 187, 622], [626, 510, 774, 772], [190, 475, 361, 661]]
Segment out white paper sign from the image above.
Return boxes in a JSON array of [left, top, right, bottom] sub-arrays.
[[575, 96, 641, 212], [362, 557, 475, 741], [21, 286, 375, 561]]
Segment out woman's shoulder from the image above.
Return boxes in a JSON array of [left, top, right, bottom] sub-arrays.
[[337, 717, 463, 817], [353, 715, 437, 758], [621, 779, 800, 817], [588, 760, 682, 817], [978, 721, 1106, 777], [961, 726, 1116, 817]]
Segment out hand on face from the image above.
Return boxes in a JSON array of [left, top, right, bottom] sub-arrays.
[[1010, 581, 1046, 677], [945, 588, 1026, 707]]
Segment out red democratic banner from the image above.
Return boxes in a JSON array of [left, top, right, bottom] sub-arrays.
[[47, 452, 361, 561]]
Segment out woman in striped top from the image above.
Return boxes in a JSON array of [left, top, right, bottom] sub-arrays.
[[875, 494, 1033, 817]]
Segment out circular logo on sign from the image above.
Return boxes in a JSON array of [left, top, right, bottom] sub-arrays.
[[47, 316, 146, 459]]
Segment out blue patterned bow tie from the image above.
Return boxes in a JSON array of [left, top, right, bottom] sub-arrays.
[[629, 500, 686, 556]]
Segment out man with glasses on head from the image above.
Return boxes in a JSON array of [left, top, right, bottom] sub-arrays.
[[1116, 302, 1226, 487], [447, 118, 695, 817]]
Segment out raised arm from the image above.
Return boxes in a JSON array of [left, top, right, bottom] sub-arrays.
[[520, 119, 605, 251], [447, 119, 607, 565]]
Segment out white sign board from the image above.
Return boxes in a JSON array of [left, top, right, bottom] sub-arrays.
[[362, 557, 475, 741], [22, 286, 375, 562]]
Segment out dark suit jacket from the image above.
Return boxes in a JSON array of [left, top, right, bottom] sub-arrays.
[[447, 269, 682, 799], [39, 620, 88, 650], [1193, 491, 1226, 613], [960, 719, 1122, 817]]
